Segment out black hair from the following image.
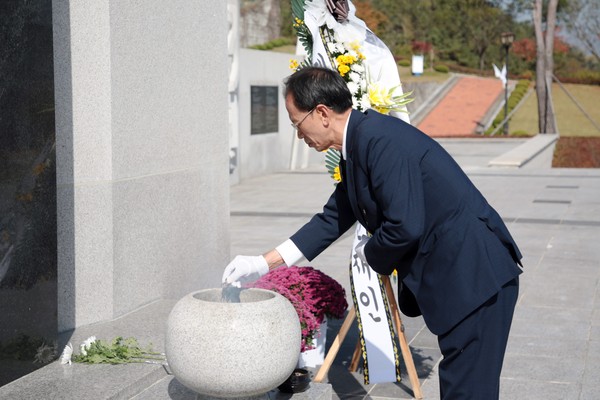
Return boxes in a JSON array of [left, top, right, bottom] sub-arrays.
[[284, 66, 353, 113]]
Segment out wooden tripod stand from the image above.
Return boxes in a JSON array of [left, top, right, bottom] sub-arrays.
[[313, 276, 423, 399]]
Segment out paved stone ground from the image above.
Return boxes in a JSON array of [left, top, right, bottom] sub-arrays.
[[3, 73, 569, 400], [226, 138, 600, 400], [2, 137, 598, 400], [2, 61, 596, 398]]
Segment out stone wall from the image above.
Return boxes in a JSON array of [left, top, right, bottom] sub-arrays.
[[236, 49, 324, 180], [53, 0, 230, 331]]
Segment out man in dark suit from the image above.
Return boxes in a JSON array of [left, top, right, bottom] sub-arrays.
[[223, 66, 523, 399]]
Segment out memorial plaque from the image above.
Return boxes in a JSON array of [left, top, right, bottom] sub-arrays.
[[251, 86, 279, 134], [0, 0, 57, 385]]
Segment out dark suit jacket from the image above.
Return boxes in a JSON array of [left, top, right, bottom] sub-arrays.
[[290, 109, 523, 335]]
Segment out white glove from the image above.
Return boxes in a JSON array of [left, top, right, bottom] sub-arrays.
[[354, 236, 369, 266], [222, 255, 269, 287]]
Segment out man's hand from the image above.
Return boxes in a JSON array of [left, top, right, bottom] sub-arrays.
[[355, 236, 369, 266], [222, 255, 269, 287]]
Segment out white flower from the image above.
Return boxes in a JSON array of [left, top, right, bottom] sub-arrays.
[[361, 94, 371, 109], [360, 79, 368, 91], [60, 343, 73, 365], [327, 42, 337, 53], [346, 81, 359, 95], [83, 336, 97, 348], [348, 72, 361, 83], [80, 336, 97, 356], [351, 63, 365, 73]]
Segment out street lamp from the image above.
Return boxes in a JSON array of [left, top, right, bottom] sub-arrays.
[[500, 32, 515, 135]]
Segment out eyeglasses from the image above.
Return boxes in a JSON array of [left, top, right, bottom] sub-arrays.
[[291, 107, 316, 130]]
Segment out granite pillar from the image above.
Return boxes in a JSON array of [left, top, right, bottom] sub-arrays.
[[53, 0, 230, 332]]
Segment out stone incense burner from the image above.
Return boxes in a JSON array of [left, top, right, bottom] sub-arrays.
[[165, 288, 301, 399]]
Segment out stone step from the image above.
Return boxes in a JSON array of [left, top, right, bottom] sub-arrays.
[[488, 134, 558, 168]]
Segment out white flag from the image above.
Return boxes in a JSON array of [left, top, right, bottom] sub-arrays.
[[493, 63, 507, 86]]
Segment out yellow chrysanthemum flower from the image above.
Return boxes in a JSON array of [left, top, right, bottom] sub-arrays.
[[343, 55, 357, 65], [289, 59, 299, 71], [333, 165, 341, 182], [293, 18, 304, 28], [348, 41, 361, 52], [336, 54, 357, 66], [338, 64, 350, 76], [368, 82, 394, 114]]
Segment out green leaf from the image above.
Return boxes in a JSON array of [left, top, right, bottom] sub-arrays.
[[71, 336, 165, 365], [88, 354, 107, 364], [291, 0, 305, 20]]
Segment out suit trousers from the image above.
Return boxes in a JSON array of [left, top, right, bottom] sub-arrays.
[[437, 277, 519, 399]]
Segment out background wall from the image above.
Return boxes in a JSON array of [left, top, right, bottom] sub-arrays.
[[53, 0, 230, 331], [237, 48, 323, 181]]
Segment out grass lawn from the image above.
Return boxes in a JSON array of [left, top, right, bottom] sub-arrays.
[[271, 45, 297, 54], [397, 66, 451, 84], [510, 82, 600, 137], [509, 82, 600, 167]]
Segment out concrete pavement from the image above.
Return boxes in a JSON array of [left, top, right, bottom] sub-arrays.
[[226, 137, 600, 399], [3, 136, 599, 400]]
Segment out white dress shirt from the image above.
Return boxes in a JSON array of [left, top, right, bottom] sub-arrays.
[[276, 112, 352, 266]]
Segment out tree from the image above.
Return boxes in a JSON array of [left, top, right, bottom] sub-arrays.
[[279, 0, 293, 37], [371, 0, 415, 54], [354, 0, 389, 37], [466, 6, 507, 70], [562, 0, 600, 62], [378, 0, 512, 70], [533, 0, 559, 134]]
